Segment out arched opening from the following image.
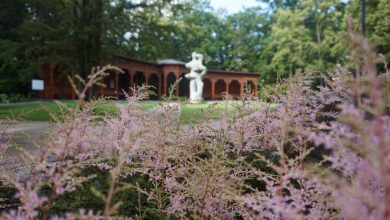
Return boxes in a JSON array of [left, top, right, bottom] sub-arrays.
[[148, 74, 159, 100], [134, 72, 145, 88], [179, 73, 189, 98], [245, 81, 256, 95], [119, 69, 130, 99], [203, 79, 212, 100], [166, 72, 176, 96], [160, 73, 164, 96], [228, 80, 241, 98], [215, 79, 226, 100]]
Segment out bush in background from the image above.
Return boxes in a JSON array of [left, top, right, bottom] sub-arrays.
[[0, 27, 389, 220], [0, 93, 35, 104]]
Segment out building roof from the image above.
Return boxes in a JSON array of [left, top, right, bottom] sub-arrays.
[[208, 69, 260, 76], [114, 54, 259, 75], [157, 59, 186, 65]]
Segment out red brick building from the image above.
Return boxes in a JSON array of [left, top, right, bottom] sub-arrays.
[[37, 55, 259, 100]]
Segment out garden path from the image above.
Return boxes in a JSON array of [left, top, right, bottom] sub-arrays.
[[1, 121, 50, 159]]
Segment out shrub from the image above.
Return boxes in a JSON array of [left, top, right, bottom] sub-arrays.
[[0, 93, 35, 104], [0, 26, 389, 220]]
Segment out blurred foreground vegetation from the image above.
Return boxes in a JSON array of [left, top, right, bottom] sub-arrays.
[[1, 0, 389, 96]]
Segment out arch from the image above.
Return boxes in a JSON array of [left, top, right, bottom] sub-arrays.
[[134, 72, 145, 88], [203, 79, 212, 100], [119, 69, 130, 99], [166, 72, 176, 96], [148, 74, 159, 100], [215, 79, 227, 100], [178, 73, 189, 98], [105, 70, 116, 89], [244, 81, 256, 95], [160, 73, 164, 96], [228, 80, 241, 98]]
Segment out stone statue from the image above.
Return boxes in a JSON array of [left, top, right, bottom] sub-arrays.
[[185, 52, 207, 103]]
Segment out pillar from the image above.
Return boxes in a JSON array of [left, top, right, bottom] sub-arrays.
[[158, 74, 161, 98], [211, 80, 215, 100], [127, 70, 132, 96], [115, 72, 119, 98], [49, 64, 54, 99], [175, 72, 179, 98], [240, 80, 245, 95], [253, 80, 258, 96], [71, 72, 77, 99], [164, 73, 167, 97], [225, 80, 230, 95]]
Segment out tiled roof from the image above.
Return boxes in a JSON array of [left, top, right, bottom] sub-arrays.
[[157, 59, 186, 65], [114, 55, 259, 75]]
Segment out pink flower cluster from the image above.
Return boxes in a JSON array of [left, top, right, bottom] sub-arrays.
[[0, 32, 389, 219]]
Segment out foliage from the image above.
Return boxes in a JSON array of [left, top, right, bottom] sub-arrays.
[[0, 94, 35, 104], [0, 24, 389, 219], [2, 0, 374, 95], [347, 0, 390, 59], [259, 0, 348, 84]]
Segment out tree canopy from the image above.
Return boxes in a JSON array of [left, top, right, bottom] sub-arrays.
[[0, 0, 388, 94]]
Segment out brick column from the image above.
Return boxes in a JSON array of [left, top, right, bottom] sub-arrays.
[[115, 72, 119, 98], [49, 64, 54, 99], [211, 80, 215, 100], [164, 73, 167, 97], [225, 80, 230, 94], [128, 70, 132, 89], [253, 80, 258, 96], [240, 80, 245, 95], [158, 74, 162, 98], [175, 72, 179, 98]]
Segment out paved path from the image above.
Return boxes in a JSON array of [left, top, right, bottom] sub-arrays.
[[1, 121, 50, 158]]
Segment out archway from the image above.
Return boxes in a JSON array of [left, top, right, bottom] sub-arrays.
[[178, 73, 189, 98], [203, 79, 212, 100], [160, 73, 164, 96], [148, 74, 159, 100], [166, 72, 176, 96], [215, 79, 227, 100], [134, 72, 145, 88], [228, 80, 241, 98], [119, 69, 130, 99], [244, 81, 256, 95]]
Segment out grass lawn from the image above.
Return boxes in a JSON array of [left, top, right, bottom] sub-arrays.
[[0, 101, 77, 121], [0, 100, 274, 123]]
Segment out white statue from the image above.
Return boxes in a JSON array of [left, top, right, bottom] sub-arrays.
[[185, 52, 207, 103]]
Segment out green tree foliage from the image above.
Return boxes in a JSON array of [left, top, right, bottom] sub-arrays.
[[1, 0, 389, 95], [259, 0, 348, 84], [0, 0, 29, 93], [224, 7, 269, 72], [126, 0, 230, 70], [0, 0, 142, 94], [348, 0, 390, 59], [261, 9, 314, 83]]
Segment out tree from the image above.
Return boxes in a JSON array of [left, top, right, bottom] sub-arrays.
[[259, 0, 348, 84], [0, 0, 29, 94], [301, 0, 348, 71], [0, 0, 133, 95], [260, 9, 315, 83], [258, 0, 300, 10], [224, 7, 270, 72]]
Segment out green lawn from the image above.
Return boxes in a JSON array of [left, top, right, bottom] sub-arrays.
[[0, 100, 274, 123], [0, 101, 77, 121], [0, 101, 158, 121]]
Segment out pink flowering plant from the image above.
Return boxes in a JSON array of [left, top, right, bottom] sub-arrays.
[[0, 22, 389, 219]]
